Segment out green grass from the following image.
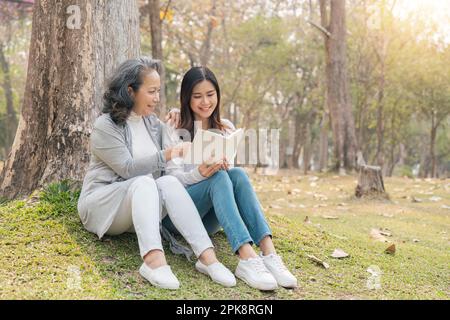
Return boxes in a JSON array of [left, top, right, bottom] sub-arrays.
[[0, 172, 449, 299]]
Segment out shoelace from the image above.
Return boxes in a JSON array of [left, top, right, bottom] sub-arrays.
[[249, 258, 271, 274], [267, 254, 288, 271]]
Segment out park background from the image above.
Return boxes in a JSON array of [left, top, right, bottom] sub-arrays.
[[0, 0, 449, 299]]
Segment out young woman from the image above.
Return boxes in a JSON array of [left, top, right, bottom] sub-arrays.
[[77, 58, 235, 290], [163, 66, 298, 291]]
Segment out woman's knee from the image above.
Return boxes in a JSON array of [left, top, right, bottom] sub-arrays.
[[227, 167, 249, 185], [156, 175, 182, 190], [210, 170, 232, 186], [130, 176, 157, 192]]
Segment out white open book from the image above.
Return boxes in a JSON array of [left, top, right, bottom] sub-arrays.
[[183, 128, 244, 165]]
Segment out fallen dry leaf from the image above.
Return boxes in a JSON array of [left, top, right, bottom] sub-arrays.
[[313, 193, 328, 200], [379, 230, 392, 237], [306, 254, 330, 269], [385, 244, 396, 255], [331, 248, 349, 258], [322, 215, 339, 220], [370, 228, 388, 242]]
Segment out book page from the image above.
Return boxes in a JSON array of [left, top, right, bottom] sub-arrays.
[[183, 128, 244, 165]]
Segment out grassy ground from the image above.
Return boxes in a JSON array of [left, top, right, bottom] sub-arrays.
[[0, 170, 449, 299]]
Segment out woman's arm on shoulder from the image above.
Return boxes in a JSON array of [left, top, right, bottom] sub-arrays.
[[221, 118, 236, 131]]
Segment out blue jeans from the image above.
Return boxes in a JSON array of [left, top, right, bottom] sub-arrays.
[[162, 167, 272, 253]]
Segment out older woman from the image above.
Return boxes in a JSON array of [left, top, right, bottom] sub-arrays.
[[77, 58, 235, 290]]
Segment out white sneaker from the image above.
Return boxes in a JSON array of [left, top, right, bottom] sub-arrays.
[[195, 260, 236, 287], [260, 253, 298, 288], [235, 257, 278, 291], [139, 263, 180, 290]]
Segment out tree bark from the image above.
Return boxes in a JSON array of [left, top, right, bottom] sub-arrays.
[[318, 110, 329, 172], [148, 0, 167, 117], [0, 41, 17, 155], [375, 71, 385, 169], [292, 112, 302, 169], [320, 0, 358, 172], [199, 0, 217, 66], [375, 1, 387, 171], [355, 165, 389, 199], [302, 122, 312, 174], [430, 112, 437, 178], [0, 0, 140, 199]]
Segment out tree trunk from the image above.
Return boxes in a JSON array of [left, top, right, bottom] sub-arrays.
[[292, 112, 302, 169], [302, 122, 312, 175], [355, 165, 389, 199], [148, 0, 167, 117], [318, 110, 329, 172], [199, 0, 217, 66], [0, 41, 17, 155], [430, 113, 437, 178], [375, 72, 385, 169], [320, 0, 358, 172], [0, 0, 140, 199], [375, 0, 387, 171]]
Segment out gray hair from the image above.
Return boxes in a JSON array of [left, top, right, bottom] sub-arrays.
[[102, 57, 161, 125]]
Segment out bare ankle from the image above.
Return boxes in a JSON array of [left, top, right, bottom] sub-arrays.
[[238, 243, 258, 260], [259, 236, 276, 256], [199, 248, 218, 266], [144, 249, 167, 269]]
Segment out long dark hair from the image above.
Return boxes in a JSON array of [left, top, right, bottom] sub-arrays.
[[179, 66, 224, 140], [102, 57, 161, 125]]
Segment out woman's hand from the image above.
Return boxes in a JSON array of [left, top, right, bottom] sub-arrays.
[[198, 161, 224, 177], [164, 142, 191, 161], [164, 108, 181, 127], [221, 158, 230, 171]]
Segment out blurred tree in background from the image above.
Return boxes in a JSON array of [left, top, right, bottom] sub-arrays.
[[1, 0, 449, 197]]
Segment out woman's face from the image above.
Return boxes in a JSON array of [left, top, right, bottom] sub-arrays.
[[190, 80, 217, 121], [131, 70, 160, 116]]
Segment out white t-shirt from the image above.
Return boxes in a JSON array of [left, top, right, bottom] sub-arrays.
[[127, 111, 160, 179]]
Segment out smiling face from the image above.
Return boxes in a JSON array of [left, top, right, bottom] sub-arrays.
[[130, 69, 161, 116], [190, 80, 218, 122]]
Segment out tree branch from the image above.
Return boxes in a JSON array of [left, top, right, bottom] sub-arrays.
[[307, 19, 331, 38]]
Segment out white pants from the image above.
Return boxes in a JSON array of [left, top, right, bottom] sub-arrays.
[[106, 175, 213, 258]]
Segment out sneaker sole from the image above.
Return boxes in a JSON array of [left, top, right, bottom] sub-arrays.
[[235, 269, 278, 291], [196, 264, 236, 288], [139, 269, 180, 290]]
